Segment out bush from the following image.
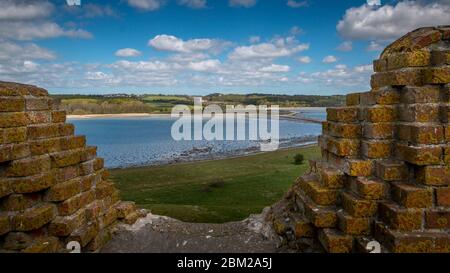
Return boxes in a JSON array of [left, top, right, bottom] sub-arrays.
[[293, 153, 304, 165]]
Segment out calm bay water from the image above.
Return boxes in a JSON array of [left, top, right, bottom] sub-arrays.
[[69, 109, 325, 168]]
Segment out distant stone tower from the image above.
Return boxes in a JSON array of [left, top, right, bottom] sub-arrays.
[[0, 82, 144, 252], [270, 26, 450, 253]]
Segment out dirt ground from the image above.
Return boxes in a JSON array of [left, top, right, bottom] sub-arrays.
[[100, 208, 285, 253]]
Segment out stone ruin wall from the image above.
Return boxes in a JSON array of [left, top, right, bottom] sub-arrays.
[[0, 82, 144, 253], [270, 26, 450, 253]]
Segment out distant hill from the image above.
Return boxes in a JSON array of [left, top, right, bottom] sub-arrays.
[[51, 93, 345, 115]]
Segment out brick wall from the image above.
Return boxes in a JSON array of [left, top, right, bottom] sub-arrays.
[[0, 82, 144, 253], [270, 26, 450, 253]]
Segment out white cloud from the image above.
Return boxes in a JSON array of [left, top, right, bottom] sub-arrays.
[[115, 48, 142, 57], [0, 21, 92, 40], [297, 64, 373, 88], [367, 41, 384, 51], [287, 0, 308, 8], [259, 64, 290, 72], [127, 0, 165, 11], [229, 37, 309, 60], [249, 36, 261, 44], [148, 34, 229, 53], [337, 41, 352, 52], [64, 3, 118, 18], [337, 1, 450, 41], [0, 41, 56, 61], [229, 0, 257, 8], [0, 0, 53, 21], [187, 59, 221, 72], [177, 0, 207, 9], [297, 56, 311, 64], [322, 55, 338, 63]]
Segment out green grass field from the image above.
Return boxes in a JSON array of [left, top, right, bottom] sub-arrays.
[[110, 145, 320, 223]]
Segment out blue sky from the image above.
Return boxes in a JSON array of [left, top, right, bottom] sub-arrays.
[[1, 0, 449, 95]]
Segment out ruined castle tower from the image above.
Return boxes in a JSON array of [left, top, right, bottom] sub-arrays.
[[0, 82, 144, 252], [271, 26, 450, 253]]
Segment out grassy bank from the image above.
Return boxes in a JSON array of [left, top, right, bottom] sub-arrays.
[[110, 145, 320, 223]]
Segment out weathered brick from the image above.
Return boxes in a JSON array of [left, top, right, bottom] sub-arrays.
[[95, 181, 115, 199], [50, 149, 83, 168], [85, 227, 112, 252], [371, 69, 423, 89], [29, 138, 61, 155], [80, 174, 96, 192], [44, 178, 81, 202], [25, 96, 51, 111], [0, 178, 12, 198], [60, 135, 86, 151], [51, 110, 66, 123], [416, 165, 450, 186], [318, 229, 353, 253], [431, 50, 450, 65], [318, 167, 345, 189], [0, 212, 11, 235], [21, 236, 60, 253], [59, 123, 75, 136], [391, 182, 433, 208], [327, 107, 358, 123], [363, 106, 396, 123], [57, 190, 95, 216], [400, 85, 441, 104], [423, 67, 450, 84], [6, 155, 51, 177], [363, 123, 395, 139], [337, 211, 371, 236], [436, 187, 450, 207], [0, 112, 28, 128], [386, 50, 431, 70], [0, 97, 25, 112], [397, 123, 444, 144], [343, 159, 374, 177], [425, 209, 450, 229], [10, 143, 30, 160], [398, 103, 440, 122], [342, 192, 377, 217], [326, 122, 361, 138], [81, 146, 97, 162], [79, 160, 95, 176], [374, 222, 434, 253], [299, 175, 338, 206], [350, 177, 388, 200], [376, 160, 408, 181], [441, 104, 450, 123], [85, 200, 103, 222], [100, 207, 118, 229], [13, 203, 56, 231], [396, 143, 442, 165], [445, 124, 450, 142], [346, 93, 360, 106], [360, 89, 400, 105], [378, 202, 422, 231], [115, 201, 137, 219], [2, 127, 27, 144], [326, 136, 360, 157], [68, 221, 99, 247], [11, 172, 56, 193], [361, 140, 392, 159], [49, 209, 85, 237], [123, 211, 140, 225], [1, 193, 41, 211], [93, 157, 104, 171], [26, 111, 51, 124], [27, 124, 59, 140], [2, 232, 33, 250], [297, 192, 337, 228], [373, 59, 387, 72]]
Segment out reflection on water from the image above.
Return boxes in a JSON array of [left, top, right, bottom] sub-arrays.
[[69, 114, 324, 168]]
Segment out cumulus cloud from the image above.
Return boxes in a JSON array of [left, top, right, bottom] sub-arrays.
[[337, 1, 450, 41], [322, 55, 338, 63], [187, 59, 221, 72], [296, 64, 373, 88], [287, 0, 308, 8], [229, 37, 309, 60], [177, 0, 207, 9], [297, 56, 311, 64], [366, 41, 384, 51], [259, 64, 290, 72], [0, 0, 53, 21], [0, 41, 56, 61], [249, 36, 261, 44], [148, 35, 230, 53], [337, 41, 352, 52], [229, 0, 257, 8], [115, 48, 142, 57], [127, 0, 165, 11], [64, 3, 118, 18]]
